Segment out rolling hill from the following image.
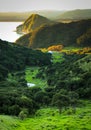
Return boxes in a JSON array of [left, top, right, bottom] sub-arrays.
[[0, 39, 51, 81], [57, 9, 91, 20], [15, 19, 91, 48]]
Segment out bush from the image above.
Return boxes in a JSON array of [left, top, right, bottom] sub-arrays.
[[18, 109, 28, 120], [52, 92, 70, 111], [48, 44, 63, 51]]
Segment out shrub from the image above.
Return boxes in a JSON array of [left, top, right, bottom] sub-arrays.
[[18, 109, 28, 120]]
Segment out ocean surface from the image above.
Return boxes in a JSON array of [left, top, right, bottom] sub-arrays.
[[0, 22, 22, 42]]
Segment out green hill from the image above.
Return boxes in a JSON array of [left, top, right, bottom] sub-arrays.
[[58, 9, 91, 20], [16, 19, 91, 48], [0, 39, 51, 81], [16, 14, 53, 34], [0, 39, 51, 116]]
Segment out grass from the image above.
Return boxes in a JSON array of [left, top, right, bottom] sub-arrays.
[[0, 100, 91, 130], [0, 115, 20, 130], [25, 67, 47, 88]]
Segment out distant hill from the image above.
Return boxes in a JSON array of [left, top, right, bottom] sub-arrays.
[[0, 12, 29, 21], [0, 10, 64, 22], [0, 9, 91, 22], [57, 9, 91, 20], [35, 10, 65, 20], [16, 14, 53, 34], [15, 19, 91, 48]]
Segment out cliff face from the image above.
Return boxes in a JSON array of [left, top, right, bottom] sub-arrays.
[[16, 14, 53, 34]]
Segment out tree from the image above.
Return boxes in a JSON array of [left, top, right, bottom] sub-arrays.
[[19, 96, 33, 114], [18, 109, 28, 120], [52, 92, 70, 112], [8, 105, 20, 115], [34, 91, 48, 105]]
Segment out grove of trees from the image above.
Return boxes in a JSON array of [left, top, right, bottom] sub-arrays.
[[0, 39, 91, 117]]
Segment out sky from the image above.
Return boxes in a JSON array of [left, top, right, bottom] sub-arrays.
[[0, 0, 91, 12]]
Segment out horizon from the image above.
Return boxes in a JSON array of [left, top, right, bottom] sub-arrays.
[[0, 8, 91, 13]]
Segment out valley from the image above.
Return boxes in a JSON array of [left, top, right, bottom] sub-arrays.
[[0, 8, 91, 130]]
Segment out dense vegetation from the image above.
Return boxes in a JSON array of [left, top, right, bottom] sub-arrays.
[[0, 9, 91, 130], [0, 39, 51, 80], [0, 50, 91, 129], [0, 102, 91, 130], [0, 39, 52, 116], [77, 28, 91, 46], [16, 19, 91, 48], [0, 39, 91, 117], [35, 53, 91, 110]]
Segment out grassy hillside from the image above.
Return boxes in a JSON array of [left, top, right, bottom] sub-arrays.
[[16, 19, 91, 48], [58, 9, 91, 20], [0, 100, 91, 130], [16, 14, 53, 34], [0, 115, 20, 130]]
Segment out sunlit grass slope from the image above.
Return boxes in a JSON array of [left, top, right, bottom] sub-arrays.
[[0, 100, 91, 130]]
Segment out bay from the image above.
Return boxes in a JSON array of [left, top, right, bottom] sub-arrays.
[[0, 22, 22, 42]]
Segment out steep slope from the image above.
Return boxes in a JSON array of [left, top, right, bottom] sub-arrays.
[[16, 14, 53, 34], [57, 9, 91, 20], [16, 19, 91, 48], [0, 39, 51, 80], [77, 28, 91, 46]]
